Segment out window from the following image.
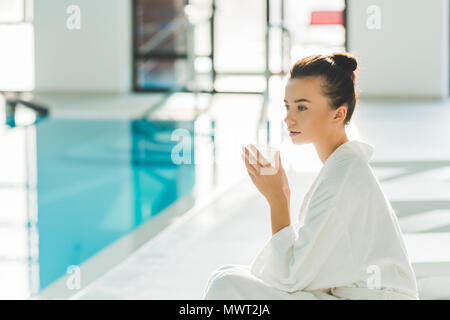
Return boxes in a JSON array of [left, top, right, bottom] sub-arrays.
[[133, 0, 197, 92]]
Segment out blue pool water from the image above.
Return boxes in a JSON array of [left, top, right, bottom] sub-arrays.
[[33, 118, 196, 291]]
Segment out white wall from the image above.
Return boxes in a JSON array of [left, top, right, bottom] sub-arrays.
[[347, 0, 449, 99], [34, 0, 132, 93]]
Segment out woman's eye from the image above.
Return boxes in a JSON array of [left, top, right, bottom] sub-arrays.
[[283, 105, 306, 111]]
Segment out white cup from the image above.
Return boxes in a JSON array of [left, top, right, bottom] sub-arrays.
[[257, 145, 278, 165], [246, 144, 280, 175]]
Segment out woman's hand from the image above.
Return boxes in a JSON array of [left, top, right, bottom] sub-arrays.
[[241, 144, 291, 205]]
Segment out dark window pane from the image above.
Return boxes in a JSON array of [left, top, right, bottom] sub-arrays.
[[136, 58, 190, 90], [135, 0, 188, 56]]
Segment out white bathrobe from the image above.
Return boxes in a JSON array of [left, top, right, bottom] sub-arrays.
[[203, 140, 419, 300]]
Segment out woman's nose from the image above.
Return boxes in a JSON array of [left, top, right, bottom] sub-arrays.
[[284, 115, 294, 126]]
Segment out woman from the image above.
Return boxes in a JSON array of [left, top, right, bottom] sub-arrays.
[[202, 52, 419, 300]]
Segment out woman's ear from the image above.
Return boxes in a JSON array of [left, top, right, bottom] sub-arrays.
[[334, 105, 347, 122]]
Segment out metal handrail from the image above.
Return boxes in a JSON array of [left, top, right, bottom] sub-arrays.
[[3, 97, 49, 128], [6, 99, 49, 116]]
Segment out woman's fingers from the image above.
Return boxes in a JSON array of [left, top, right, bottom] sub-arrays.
[[247, 145, 259, 166], [245, 146, 258, 167], [241, 153, 257, 177], [244, 149, 258, 174], [241, 147, 258, 176], [248, 144, 271, 167]]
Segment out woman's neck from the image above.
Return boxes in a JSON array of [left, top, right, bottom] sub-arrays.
[[314, 131, 349, 165]]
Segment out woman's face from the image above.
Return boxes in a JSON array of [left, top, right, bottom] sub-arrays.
[[283, 76, 345, 145]]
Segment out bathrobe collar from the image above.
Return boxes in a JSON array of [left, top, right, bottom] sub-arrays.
[[296, 140, 375, 226], [323, 140, 374, 167]]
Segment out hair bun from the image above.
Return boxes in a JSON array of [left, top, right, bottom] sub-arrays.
[[329, 52, 358, 73]]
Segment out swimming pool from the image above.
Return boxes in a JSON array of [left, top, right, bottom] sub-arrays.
[[0, 117, 196, 298]]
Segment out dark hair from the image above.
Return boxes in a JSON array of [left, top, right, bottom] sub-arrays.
[[288, 52, 359, 127]]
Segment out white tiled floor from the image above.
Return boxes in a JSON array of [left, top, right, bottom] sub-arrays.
[[67, 94, 450, 300], [71, 170, 318, 300]]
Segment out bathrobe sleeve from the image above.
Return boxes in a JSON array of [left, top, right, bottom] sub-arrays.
[[250, 168, 354, 293]]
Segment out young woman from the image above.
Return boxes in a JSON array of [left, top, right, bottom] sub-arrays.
[[202, 52, 419, 300]]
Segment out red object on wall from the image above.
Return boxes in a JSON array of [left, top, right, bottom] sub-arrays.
[[310, 10, 344, 26]]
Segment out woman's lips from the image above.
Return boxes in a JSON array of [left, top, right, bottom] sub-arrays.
[[289, 131, 301, 137]]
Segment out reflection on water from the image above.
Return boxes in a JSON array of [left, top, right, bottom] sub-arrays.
[[0, 117, 195, 298]]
